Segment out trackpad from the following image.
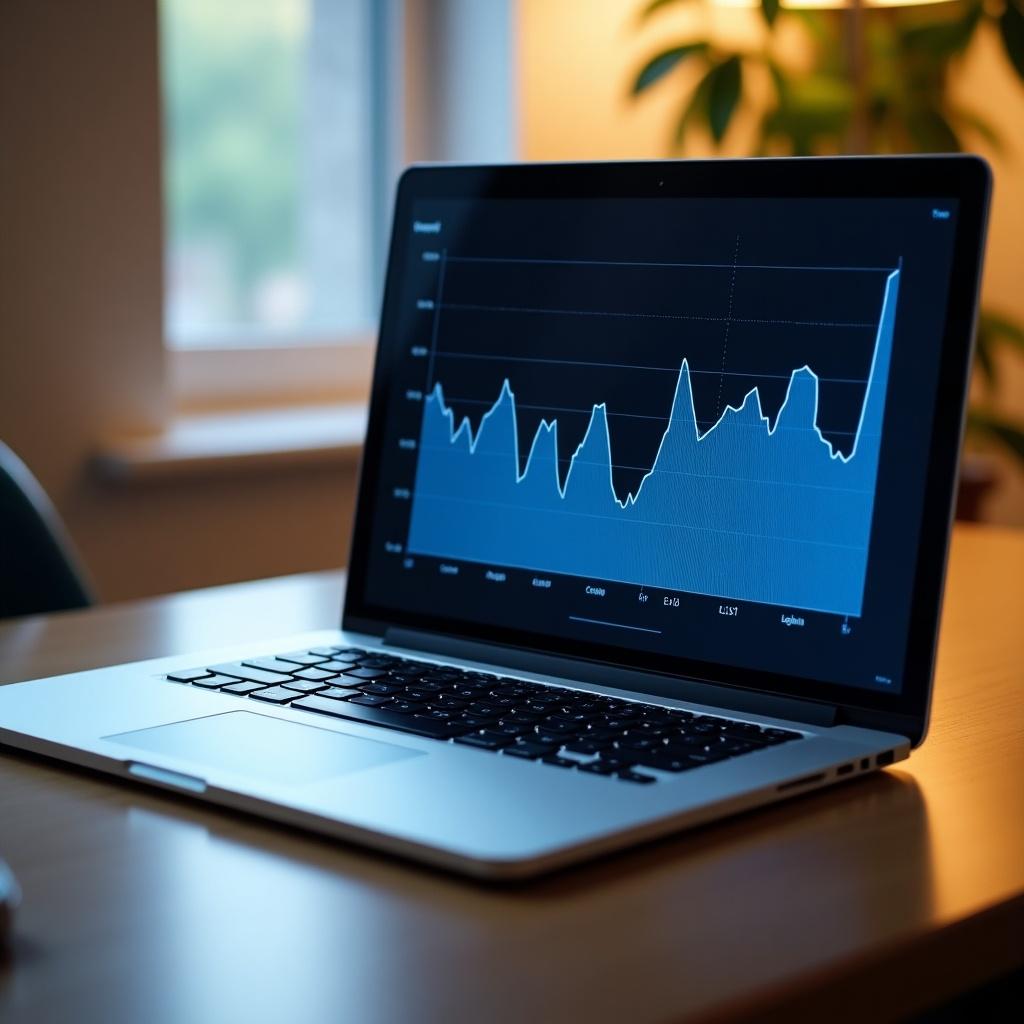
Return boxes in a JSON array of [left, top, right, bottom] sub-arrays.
[[106, 711, 423, 785]]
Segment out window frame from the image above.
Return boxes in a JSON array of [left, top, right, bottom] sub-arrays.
[[164, 0, 516, 409]]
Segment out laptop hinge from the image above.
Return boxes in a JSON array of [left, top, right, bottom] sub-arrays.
[[383, 628, 840, 728]]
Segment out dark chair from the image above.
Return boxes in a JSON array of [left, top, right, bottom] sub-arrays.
[[0, 442, 94, 619]]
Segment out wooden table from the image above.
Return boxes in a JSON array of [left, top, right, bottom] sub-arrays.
[[0, 524, 1022, 1024]]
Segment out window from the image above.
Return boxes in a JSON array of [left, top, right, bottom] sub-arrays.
[[160, 0, 376, 350], [157, 0, 514, 405]]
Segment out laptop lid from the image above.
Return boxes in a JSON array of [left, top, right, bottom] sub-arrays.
[[344, 157, 990, 745]]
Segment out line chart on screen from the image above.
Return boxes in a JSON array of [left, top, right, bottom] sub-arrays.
[[406, 247, 901, 618]]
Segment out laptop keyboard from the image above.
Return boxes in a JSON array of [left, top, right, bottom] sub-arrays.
[[165, 646, 803, 784]]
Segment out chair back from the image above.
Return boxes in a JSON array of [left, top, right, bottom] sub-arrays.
[[0, 442, 94, 618]]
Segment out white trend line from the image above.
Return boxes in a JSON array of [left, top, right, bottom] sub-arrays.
[[429, 268, 899, 511]]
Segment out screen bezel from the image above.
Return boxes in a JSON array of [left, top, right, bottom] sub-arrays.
[[343, 156, 991, 737]]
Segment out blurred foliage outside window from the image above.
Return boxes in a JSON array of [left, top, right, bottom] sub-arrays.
[[161, 0, 373, 348]]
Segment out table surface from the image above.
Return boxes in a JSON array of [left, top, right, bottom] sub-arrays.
[[0, 524, 1022, 1024]]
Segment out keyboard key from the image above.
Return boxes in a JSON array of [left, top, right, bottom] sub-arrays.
[[358, 682, 405, 696], [249, 686, 301, 705], [618, 771, 656, 784], [316, 686, 360, 700], [208, 663, 294, 686], [539, 719, 578, 735], [493, 723, 530, 737], [578, 761, 617, 776], [403, 688, 433, 702], [190, 673, 241, 690], [331, 648, 367, 658], [407, 681, 446, 694], [291, 696, 469, 738], [522, 700, 558, 715], [385, 700, 427, 715], [166, 668, 214, 683], [469, 702, 503, 717], [454, 732, 512, 751], [535, 730, 574, 746], [415, 709, 458, 722], [461, 715, 499, 729], [318, 660, 361, 672], [308, 647, 339, 657], [220, 680, 268, 696], [343, 668, 388, 681], [277, 652, 329, 666], [242, 657, 306, 675], [596, 755, 637, 771], [541, 756, 578, 769], [357, 657, 397, 669], [293, 667, 337, 682], [502, 741, 557, 760], [281, 680, 331, 694], [631, 753, 699, 773], [430, 696, 469, 710], [500, 712, 540, 726], [563, 739, 612, 755], [486, 696, 517, 709], [349, 694, 392, 707], [615, 737, 664, 753]]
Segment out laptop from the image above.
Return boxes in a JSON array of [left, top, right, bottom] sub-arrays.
[[0, 157, 990, 879]]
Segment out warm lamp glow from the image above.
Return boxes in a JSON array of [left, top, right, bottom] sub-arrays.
[[712, 0, 957, 8]]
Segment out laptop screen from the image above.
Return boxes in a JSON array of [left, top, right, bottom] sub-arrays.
[[351, 166, 979, 705]]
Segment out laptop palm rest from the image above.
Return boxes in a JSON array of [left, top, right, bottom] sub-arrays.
[[106, 711, 422, 785]]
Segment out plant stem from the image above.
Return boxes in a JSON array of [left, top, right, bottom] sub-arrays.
[[845, 0, 869, 153]]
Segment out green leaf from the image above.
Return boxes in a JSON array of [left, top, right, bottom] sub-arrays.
[[707, 56, 742, 145], [974, 319, 998, 390], [975, 312, 1024, 394], [906, 107, 963, 153], [968, 409, 1024, 465], [631, 43, 708, 95], [674, 63, 716, 146], [1000, 1, 1024, 83], [760, 73, 851, 153], [761, 0, 780, 28], [901, 5, 982, 56], [765, 58, 790, 105], [981, 311, 1024, 354], [638, 0, 699, 21]]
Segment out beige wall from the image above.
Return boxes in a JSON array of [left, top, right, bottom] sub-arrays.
[[0, 2, 359, 603], [519, 0, 1024, 524]]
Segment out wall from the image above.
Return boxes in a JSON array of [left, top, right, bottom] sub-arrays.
[[518, 0, 1024, 525], [0, 1, 360, 603]]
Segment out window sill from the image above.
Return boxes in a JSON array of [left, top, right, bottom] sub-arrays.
[[93, 401, 367, 483]]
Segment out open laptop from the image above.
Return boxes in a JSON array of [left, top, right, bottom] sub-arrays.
[[0, 157, 990, 879]]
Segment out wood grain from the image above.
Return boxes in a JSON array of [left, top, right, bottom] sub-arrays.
[[0, 524, 1021, 1024]]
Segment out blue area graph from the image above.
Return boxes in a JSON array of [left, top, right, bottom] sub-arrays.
[[407, 269, 900, 616]]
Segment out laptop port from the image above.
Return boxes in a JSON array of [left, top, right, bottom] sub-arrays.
[[876, 750, 894, 767], [836, 763, 853, 776], [860, 758, 870, 770]]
